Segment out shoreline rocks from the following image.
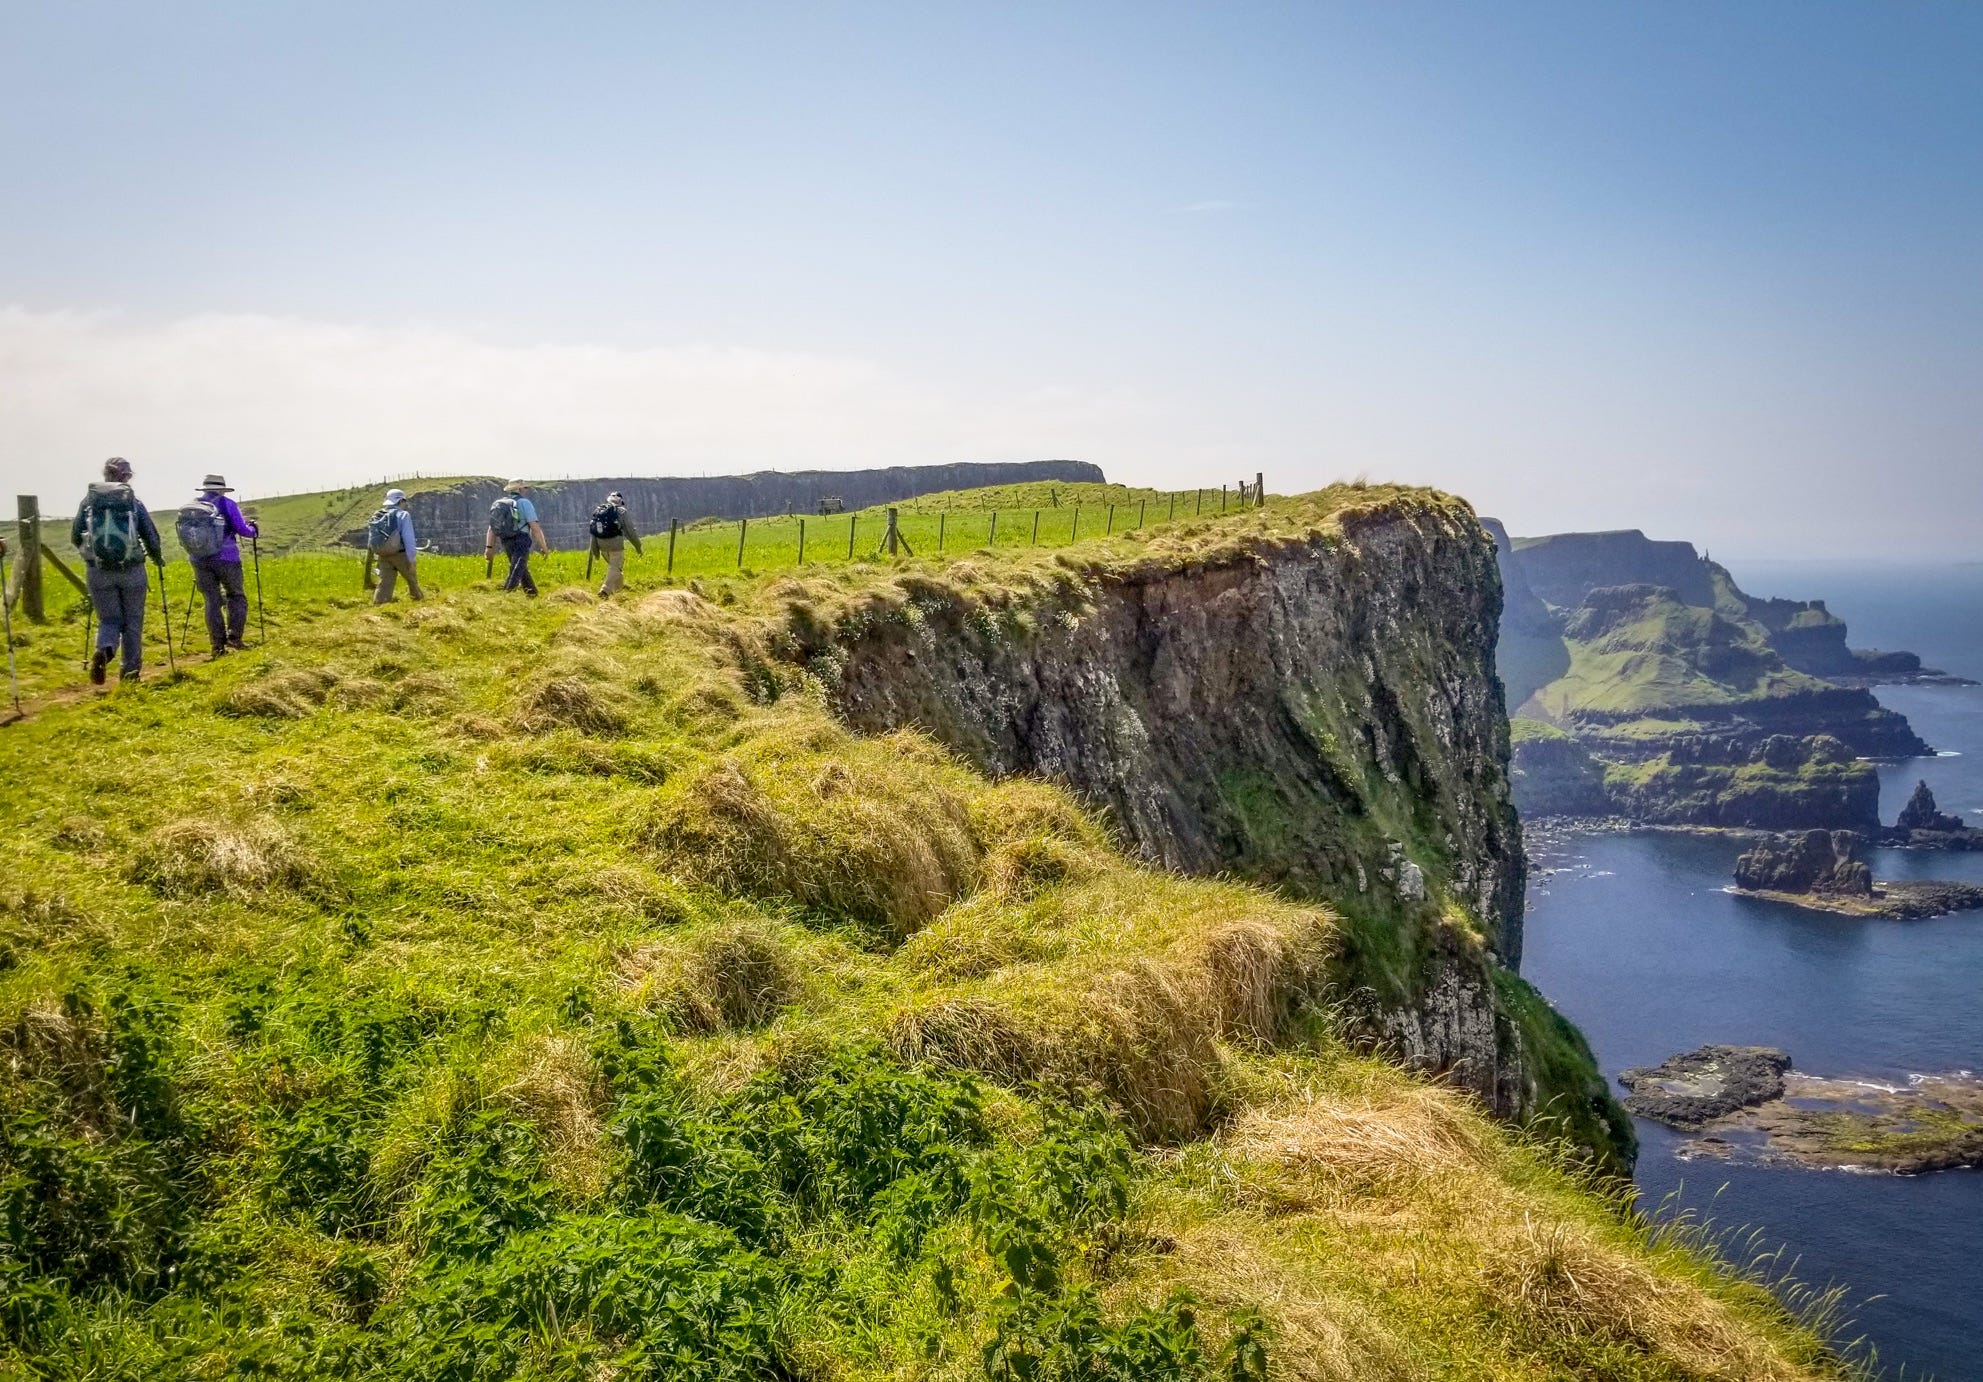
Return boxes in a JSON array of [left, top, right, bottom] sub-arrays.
[[1619, 1046, 1791, 1129], [1623, 1046, 1983, 1174], [1731, 828, 1983, 918]]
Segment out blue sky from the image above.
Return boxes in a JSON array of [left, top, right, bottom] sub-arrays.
[[3, 2, 1979, 556]]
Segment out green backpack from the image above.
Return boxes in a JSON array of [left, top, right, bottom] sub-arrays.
[[87, 486, 143, 568]]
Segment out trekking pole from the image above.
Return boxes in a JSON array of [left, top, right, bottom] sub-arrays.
[[1, 550, 21, 717], [251, 535, 266, 645], [155, 563, 177, 674]]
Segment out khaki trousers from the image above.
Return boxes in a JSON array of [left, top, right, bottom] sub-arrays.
[[597, 537, 629, 595], [374, 549, 424, 603]]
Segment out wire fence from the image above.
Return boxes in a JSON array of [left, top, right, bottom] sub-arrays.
[[7, 482, 1267, 630], [277, 487, 1264, 602]]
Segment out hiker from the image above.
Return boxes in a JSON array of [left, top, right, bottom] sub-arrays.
[[175, 473, 259, 655], [588, 490, 643, 596], [71, 457, 165, 684], [366, 488, 424, 603], [485, 479, 548, 596]]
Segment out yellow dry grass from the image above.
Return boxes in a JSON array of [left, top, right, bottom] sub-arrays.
[[128, 816, 323, 899], [641, 726, 983, 936], [1101, 1067, 1849, 1381]]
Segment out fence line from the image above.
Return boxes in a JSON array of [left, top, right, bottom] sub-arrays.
[[6, 476, 1269, 620]]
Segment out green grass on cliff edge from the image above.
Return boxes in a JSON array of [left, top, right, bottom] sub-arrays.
[[0, 485, 1866, 1380]]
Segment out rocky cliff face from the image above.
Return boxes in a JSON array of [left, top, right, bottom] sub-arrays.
[[353, 460, 1104, 553], [779, 491, 1630, 1167]]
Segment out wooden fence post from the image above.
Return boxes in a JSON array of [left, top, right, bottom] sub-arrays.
[[736, 518, 748, 568], [1169, 492, 1176, 520], [938, 512, 946, 552], [1071, 505, 1080, 541], [988, 510, 998, 545], [1031, 510, 1040, 546], [848, 514, 857, 560], [667, 518, 678, 575], [1196, 489, 1204, 515], [1106, 504, 1115, 535], [1138, 500, 1146, 528], [1256, 471, 1265, 508], [798, 517, 806, 565], [885, 508, 900, 556], [1220, 485, 1227, 512], [16, 496, 44, 623]]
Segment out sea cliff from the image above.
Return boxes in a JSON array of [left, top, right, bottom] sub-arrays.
[[779, 489, 1628, 1161]]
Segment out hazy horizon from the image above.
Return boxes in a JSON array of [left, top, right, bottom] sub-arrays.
[[5, 4, 1980, 559]]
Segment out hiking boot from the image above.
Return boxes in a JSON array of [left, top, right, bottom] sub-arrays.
[[89, 650, 109, 685], [227, 636, 248, 650], [211, 644, 230, 658], [119, 667, 140, 684]]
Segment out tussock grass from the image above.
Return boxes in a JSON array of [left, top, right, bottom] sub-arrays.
[[128, 816, 323, 898], [492, 1032, 611, 1198], [624, 919, 800, 1033], [218, 666, 338, 718], [642, 726, 982, 935], [513, 674, 633, 736]]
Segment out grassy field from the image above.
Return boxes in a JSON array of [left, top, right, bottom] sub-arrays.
[[0, 485, 1870, 1380]]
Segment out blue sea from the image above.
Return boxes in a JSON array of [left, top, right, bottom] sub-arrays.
[[1522, 561, 1983, 1380]]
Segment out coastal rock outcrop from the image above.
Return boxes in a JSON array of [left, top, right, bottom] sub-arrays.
[[1619, 1045, 1792, 1129], [1897, 780, 1967, 835], [1731, 832, 1983, 918], [789, 490, 1631, 1167], [1627, 1048, 1983, 1174], [1733, 830, 1872, 896]]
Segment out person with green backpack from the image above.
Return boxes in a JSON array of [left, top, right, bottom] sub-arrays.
[[70, 457, 165, 685]]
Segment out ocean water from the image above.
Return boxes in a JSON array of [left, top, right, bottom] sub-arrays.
[[1521, 562, 1983, 1379]]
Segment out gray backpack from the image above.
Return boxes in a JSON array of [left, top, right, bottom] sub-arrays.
[[176, 499, 226, 559], [489, 495, 525, 539], [366, 508, 403, 554]]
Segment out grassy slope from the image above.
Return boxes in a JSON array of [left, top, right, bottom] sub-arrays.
[[240, 477, 486, 553], [1530, 589, 1825, 725], [0, 490, 1862, 1380]]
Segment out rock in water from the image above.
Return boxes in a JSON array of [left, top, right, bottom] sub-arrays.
[[1619, 1046, 1793, 1129], [1897, 779, 1967, 834], [1733, 829, 1873, 896]]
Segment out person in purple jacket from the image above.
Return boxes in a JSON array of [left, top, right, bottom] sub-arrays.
[[179, 473, 259, 656]]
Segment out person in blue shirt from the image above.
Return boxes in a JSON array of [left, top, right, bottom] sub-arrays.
[[485, 479, 549, 596], [372, 488, 424, 604], [186, 473, 259, 653]]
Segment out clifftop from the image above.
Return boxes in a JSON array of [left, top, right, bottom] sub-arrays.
[[0, 484, 1854, 1379]]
